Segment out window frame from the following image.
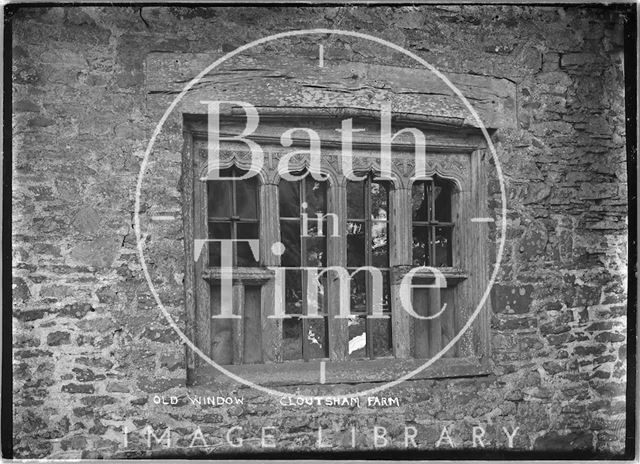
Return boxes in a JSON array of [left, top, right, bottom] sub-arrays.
[[411, 177, 455, 268], [346, 174, 392, 360], [207, 166, 260, 267], [182, 114, 493, 387], [278, 173, 330, 362]]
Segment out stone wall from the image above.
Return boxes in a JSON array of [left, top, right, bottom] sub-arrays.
[[10, 5, 629, 458]]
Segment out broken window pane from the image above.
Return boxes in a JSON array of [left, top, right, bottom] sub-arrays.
[[307, 318, 328, 359], [284, 270, 303, 315], [412, 182, 428, 221], [208, 180, 232, 218], [349, 271, 367, 314], [347, 316, 367, 359], [305, 236, 326, 267]]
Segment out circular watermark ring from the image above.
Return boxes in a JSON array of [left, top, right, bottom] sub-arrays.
[[135, 28, 507, 400]]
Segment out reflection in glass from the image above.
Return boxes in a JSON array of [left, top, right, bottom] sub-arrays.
[[371, 222, 388, 267], [307, 318, 328, 359], [370, 182, 388, 220], [412, 226, 430, 266], [349, 272, 367, 313]]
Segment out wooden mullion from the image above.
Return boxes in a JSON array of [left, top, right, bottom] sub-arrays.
[[260, 183, 281, 363], [427, 286, 442, 358], [194, 160, 212, 361], [231, 175, 238, 266], [328, 175, 348, 361], [231, 283, 244, 365], [390, 185, 411, 359]]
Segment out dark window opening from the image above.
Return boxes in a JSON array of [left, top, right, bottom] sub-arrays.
[[207, 167, 259, 267], [411, 176, 454, 268]]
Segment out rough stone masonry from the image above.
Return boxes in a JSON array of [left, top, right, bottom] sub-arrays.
[[10, 5, 630, 459]]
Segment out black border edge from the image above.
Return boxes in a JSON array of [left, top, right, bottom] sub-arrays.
[[2, 3, 14, 461], [0, 2, 636, 462], [623, 1, 637, 461]]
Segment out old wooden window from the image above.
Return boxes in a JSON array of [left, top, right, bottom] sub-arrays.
[[183, 112, 492, 386]]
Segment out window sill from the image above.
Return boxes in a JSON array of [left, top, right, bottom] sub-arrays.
[[189, 355, 491, 388]]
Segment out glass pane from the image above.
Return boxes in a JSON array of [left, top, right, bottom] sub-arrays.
[[307, 318, 328, 359], [208, 180, 232, 218], [280, 221, 301, 267], [283, 318, 302, 361], [304, 219, 326, 237], [347, 221, 365, 267], [208, 222, 231, 266], [434, 226, 453, 267], [348, 316, 367, 359], [236, 222, 259, 266], [209, 221, 232, 239], [349, 271, 367, 314], [412, 181, 428, 221], [236, 179, 258, 219], [305, 179, 326, 215], [305, 237, 326, 267], [371, 221, 388, 267], [305, 272, 328, 316], [347, 181, 365, 219], [372, 318, 392, 357], [236, 222, 258, 239], [434, 180, 452, 222], [285, 270, 303, 315], [382, 271, 391, 310], [279, 181, 300, 218], [412, 226, 430, 266], [371, 182, 388, 220]]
